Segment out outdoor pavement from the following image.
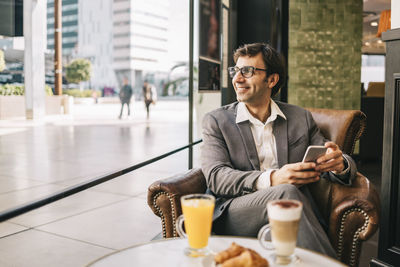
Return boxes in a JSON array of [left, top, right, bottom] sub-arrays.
[[0, 98, 202, 267]]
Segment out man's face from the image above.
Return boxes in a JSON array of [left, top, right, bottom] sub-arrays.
[[232, 53, 271, 107]]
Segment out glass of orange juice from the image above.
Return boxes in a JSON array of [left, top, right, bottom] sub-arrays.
[[176, 194, 215, 257]]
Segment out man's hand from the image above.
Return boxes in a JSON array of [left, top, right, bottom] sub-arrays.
[[315, 142, 345, 173], [270, 162, 320, 186]]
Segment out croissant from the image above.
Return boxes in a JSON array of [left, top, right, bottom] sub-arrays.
[[222, 249, 269, 267], [214, 242, 246, 264], [214, 242, 269, 267]]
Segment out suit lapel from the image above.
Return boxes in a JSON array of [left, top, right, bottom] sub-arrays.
[[236, 121, 260, 170], [273, 116, 288, 167]]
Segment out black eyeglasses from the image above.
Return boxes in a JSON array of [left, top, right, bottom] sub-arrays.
[[228, 66, 268, 78]]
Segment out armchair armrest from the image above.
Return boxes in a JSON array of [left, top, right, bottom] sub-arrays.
[[328, 172, 380, 267], [147, 168, 207, 238]]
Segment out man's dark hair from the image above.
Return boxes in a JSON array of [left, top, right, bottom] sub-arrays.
[[233, 43, 286, 97]]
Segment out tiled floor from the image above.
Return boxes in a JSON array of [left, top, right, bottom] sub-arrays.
[[0, 100, 195, 267], [0, 100, 382, 266]]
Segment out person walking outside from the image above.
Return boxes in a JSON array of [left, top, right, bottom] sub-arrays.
[[119, 78, 133, 119], [142, 80, 157, 119]]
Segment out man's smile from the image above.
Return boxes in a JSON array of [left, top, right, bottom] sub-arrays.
[[235, 85, 250, 90]]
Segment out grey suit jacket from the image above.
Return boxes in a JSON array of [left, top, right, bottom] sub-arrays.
[[201, 101, 357, 225]]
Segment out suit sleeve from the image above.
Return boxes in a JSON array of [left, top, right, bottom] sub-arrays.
[[306, 110, 357, 186], [201, 113, 263, 197]]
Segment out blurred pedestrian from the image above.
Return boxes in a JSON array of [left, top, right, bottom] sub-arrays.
[[142, 80, 157, 119], [92, 90, 98, 104], [119, 78, 133, 119]]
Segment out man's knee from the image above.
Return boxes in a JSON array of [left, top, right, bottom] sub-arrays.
[[272, 184, 302, 199], [237, 185, 303, 209]]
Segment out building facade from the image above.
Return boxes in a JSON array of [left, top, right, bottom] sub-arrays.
[[112, 0, 170, 92], [76, 0, 117, 91]]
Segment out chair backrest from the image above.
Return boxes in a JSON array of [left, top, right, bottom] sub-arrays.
[[306, 108, 366, 155], [305, 108, 366, 220]]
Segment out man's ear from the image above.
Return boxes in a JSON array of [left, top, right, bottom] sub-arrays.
[[266, 74, 279, 89]]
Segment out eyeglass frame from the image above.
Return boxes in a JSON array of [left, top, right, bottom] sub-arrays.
[[228, 66, 268, 78]]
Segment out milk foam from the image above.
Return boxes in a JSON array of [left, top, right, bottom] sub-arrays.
[[267, 200, 302, 221]]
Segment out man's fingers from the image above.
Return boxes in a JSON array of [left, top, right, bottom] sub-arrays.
[[290, 162, 316, 171], [324, 141, 338, 149], [317, 150, 341, 164], [316, 160, 343, 172], [316, 159, 337, 170]]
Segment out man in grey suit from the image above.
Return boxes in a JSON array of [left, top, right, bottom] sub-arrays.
[[201, 43, 357, 258]]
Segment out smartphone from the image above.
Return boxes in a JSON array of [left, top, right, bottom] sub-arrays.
[[302, 145, 328, 163]]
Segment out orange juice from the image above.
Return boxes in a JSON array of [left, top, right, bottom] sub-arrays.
[[181, 198, 215, 249]]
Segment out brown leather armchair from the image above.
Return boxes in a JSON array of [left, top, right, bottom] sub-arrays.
[[148, 108, 380, 267]]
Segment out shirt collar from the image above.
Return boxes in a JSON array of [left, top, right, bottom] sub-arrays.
[[236, 100, 286, 124]]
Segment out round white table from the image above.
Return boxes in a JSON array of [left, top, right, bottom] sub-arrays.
[[87, 236, 347, 267]]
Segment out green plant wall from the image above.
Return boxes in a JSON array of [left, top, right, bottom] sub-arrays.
[[288, 0, 363, 109]]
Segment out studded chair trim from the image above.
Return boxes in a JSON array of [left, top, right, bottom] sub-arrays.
[[152, 191, 177, 238], [336, 207, 370, 267]]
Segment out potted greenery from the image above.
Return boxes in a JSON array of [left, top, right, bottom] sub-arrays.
[[0, 84, 68, 119]]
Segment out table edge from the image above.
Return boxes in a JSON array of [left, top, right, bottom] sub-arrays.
[[86, 235, 347, 267]]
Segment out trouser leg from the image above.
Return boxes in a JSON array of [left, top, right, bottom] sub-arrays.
[[146, 103, 150, 118], [127, 102, 130, 116], [214, 184, 336, 258], [119, 103, 124, 118]]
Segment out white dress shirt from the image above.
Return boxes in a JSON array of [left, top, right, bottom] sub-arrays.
[[236, 101, 349, 190], [236, 100, 286, 189]]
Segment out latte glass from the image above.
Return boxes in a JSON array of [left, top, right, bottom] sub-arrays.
[[258, 199, 303, 265], [176, 194, 215, 257]]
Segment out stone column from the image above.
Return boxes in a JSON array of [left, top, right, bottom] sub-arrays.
[[24, 0, 46, 120], [288, 0, 363, 110]]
